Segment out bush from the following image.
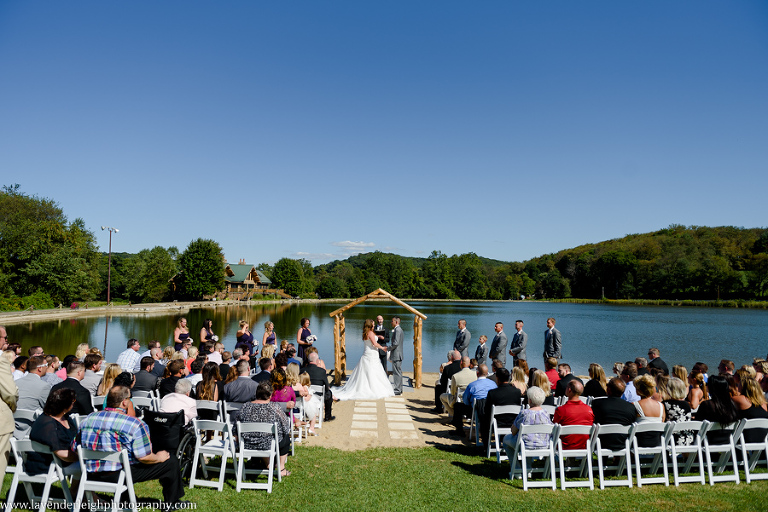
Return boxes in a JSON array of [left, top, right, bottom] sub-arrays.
[[21, 291, 54, 310]]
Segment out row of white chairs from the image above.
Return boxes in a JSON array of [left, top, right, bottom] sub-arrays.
[[501, 416, 768, 490]]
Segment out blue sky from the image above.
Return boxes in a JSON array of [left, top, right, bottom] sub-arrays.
[[1, 1, 766, 265]]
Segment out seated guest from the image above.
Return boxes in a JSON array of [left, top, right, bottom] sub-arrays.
[[527, 370, 556, 406], [160, 378, 197, 425], [12, 356, 28, 380], [450, 364, 497, 438], [694, 375, 739, 445], [304, 352, 334, 422], [72, 386, 187, 508], [591, 377, 637, 451], [196, 362, 224, 404], [440, 357, 477, 419], [184, 347, 199, 374], [554, 363, 578, 397], [612, 362, 624, 378], [97, 364, 122, 397], [149, 347, 166, 379], [298, 373, 320, 435], [544, 357, 559, 392], [238, 382, 291, 477], [26, 388, 79, 476], [186, 357, 206, 388], [134, 340, 161, 372], [210, 342, 224, 365], [223, 360, 258, 410], [635, 357, 649, 376], [672, 365, 688, 384], [718, 359, 735, 376], [51, 361, 94, 415], [261, 345, 276, 362], [510, 367, 528, 395], [286, 344, 301, 366], [553, 379, 594, 450], [219, 351, 232, 380], [274, 353, 289, 371], [583, 363, 608, 398], [134, 356, 160, 393], [737, 376, 768, 443], [115, 339, 141, 372], [270, 368, 296, 409], [664, 377, 693, 446], [620, 363, 640, 403], [687, 370, 707, 410], [75, 343, 90, 361], [80, 353, 103, 396], [252, 357, 274, 384], [484, 368, 522, 446], [158, 360, 187, 398], [633, 374, 665, 447], [434, 351, 462, 413], [112, 372, 138, 418], [503, 386, 553, 460], [15, 355, 52, 436], [42, 355, 64, 386], [488, 359, 505, 386]]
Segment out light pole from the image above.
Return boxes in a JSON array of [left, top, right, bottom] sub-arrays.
[[101, 226, 119, 304]]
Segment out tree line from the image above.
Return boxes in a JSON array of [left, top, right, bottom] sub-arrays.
[[2, 186, 766, 309]]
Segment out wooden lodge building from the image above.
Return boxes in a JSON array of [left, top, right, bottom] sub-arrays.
[[224, 259, 272, 297]]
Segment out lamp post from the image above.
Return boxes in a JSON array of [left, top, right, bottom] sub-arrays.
[[101, 226, 119, 304]]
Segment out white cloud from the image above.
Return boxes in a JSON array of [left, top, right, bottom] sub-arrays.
[[331, 240, 375, 249], [292, 251, 336, 260]]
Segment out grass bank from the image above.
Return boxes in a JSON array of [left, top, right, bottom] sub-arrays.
[[5, 446, 764, 512]]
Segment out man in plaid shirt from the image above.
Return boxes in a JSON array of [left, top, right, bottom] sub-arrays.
[[72, 386, 187, 507], [115, 339, 142, 372]]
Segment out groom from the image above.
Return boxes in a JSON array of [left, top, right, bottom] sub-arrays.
[[387, 316, 404, 395]]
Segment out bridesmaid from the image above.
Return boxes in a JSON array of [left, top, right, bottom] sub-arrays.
[[200, 319, 216, 346], [296, 318, 313, 362], [174, 317, 191, 351], [262, 321, 276, 347]]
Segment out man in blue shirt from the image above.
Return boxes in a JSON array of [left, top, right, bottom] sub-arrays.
[[450, 364, 497, 437], [620, 363, 640, 403]]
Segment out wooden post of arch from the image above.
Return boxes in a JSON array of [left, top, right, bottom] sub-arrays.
[[333, 313, 347, 386], [413, 315, 422, 388]]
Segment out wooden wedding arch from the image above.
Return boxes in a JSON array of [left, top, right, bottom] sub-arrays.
[[328, 288, 427, 388]]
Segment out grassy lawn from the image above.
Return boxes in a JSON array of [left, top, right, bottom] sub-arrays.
[[5, 445, 765, 512]]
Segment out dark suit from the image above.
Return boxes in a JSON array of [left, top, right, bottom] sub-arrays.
[[51, 377, 93, 415], [251, 370, 271, 383], [374, 323, 390, 371], [454, 329, 471, 358], [484, 383, 522, 444], [648, 357, 669, 375], [158, 376, 181, 398], [150, 361, 166, 379], [554, 373, 579, 397], [591, 396, 637, 450], [489, 331, 508, 367], [544, 327, 562, 359], [305, 364, 333, 420], [509, 329, 527, 363], [435, 360, 461, 409]]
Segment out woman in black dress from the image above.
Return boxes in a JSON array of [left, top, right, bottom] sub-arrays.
[[27, 388, 79, 476], [583, 363, 608, 398], [694, 375, 739, 445]]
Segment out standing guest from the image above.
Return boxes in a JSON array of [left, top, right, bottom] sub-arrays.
[[620, 363, 640, 403], [544, 357, 560, 392], [510, 367, 528, 395], [554, 363, 578, 398], [199, 319, 216, 346], [159, 379, 197, 425], [503, 386, 553, 459], [97, 364, 122, 397], [238, 382, 291, 477], [543, 317, 562, 362], [26, 388, 78, 476], [173, 317, 191, 351], [553, 380, 593, 450], [50, 361, 93, 415], [42, 355, 64, 386], [72, 386, 187, 508], [236, 320, 256, 361], [664, 377, 693, 446], [134, 357, 160, 393], [583, 363, 608, 398], [387, 316, 404, 395], [0, 326, 7, 352], [262, 321, 276, 347], [159, 360, 187, 398], [374, 315, 390, 372], [591, 378, 637, 450], [647, 348, 669, 375], [81, 353, 104, 396], [116, 339, 141, 372], [633, 375, 665, 447], [453, 319, 471, 359], [12, 356, 28, 380], [508, 320, 527, 367], [694, 375, 739, 445], [134, 340, 161, 372], [489, 322, 508, 368], [475, 335, 489, 367], [296, 318, 313, 363], [687, 370, 708, 410], [0, 349, 16, 485]]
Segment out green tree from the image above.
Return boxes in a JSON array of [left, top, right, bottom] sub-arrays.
[[124, 246, 177, 302], [316, 275, 349, 298], [176, 239, 224, 300], [271, 258, 307, 297]]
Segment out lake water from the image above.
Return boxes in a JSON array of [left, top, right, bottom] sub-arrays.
[[4, 301, 768, 376]]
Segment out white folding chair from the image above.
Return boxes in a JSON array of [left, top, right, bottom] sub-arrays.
[[701, 420, 740, 485], [293, 396, 306, 443], [487, 405, 520, 462], [74, 447, 137, 512], [309, 385, 325, 429], [131, 390, 153, 399], [196, 400, 222, 422], [734, 418, 768, 483], [541, 404, 558, 417], [189, 419, 236, 491], [667, 420, 706, 486], [632, 422, 671, 487], [131, 396, 155, 417], [280, 403, 298, 455], [12, 408, 40, 439], [509, 423, 558, 490], [91, 395, 106, 411], [592, 423, 635, 489], [553, 424, 595, 490], [235, 421, 281, 493], [5, 439, 75, 512]]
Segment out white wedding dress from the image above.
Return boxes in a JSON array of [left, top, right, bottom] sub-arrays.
[[331, 334, 395, 401]]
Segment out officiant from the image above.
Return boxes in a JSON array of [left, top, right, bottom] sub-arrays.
[[374, 315, 390, 372]]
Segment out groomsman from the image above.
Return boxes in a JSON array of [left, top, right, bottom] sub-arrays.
[[374, 315, 390, 372], [475, 335, 489, 366], [454, 320, 471, 358], [387, 317, 404, 395], [543, 317, 562, 361], [509, 319, 527, 365], [489, 322, 508, 367]]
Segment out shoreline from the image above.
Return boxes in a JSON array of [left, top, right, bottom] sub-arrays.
[[1, 296, 766, 325]]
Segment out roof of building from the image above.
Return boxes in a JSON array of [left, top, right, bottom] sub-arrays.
[[224, 264, 272, 285]]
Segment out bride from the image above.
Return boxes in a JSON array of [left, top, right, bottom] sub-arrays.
[[331, 319, 395, 401]]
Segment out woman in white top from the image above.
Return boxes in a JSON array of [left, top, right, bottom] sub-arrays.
[[634, 374, 665, 447]]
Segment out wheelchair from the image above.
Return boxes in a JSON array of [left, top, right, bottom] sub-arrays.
[[143, 410, 197, 481]]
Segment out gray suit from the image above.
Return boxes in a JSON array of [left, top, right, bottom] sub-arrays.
[[489, 331, 508, 367], [475, 343, 489, 366], [509, 329, 527, 363], [223, 376, 258, 406], [454, 328, 471, 358], [388, 325, 404, 394], [544, 327, 562, 359], [15, 373, 51, 435]]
